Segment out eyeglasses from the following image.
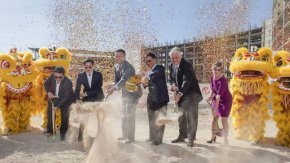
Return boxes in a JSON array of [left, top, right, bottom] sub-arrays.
[[85, 66, 92, 69], [213, 68, 221, 71], [54, 76, 63, 79]]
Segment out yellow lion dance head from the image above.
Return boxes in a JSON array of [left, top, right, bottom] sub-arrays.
[[0, 48, 39, 93], [35, 47, 71, 77], [230, 47, 273, 95], [271, 50, 290, 92]]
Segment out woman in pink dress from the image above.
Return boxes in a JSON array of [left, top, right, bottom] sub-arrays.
[[207, 62, 232, 144]]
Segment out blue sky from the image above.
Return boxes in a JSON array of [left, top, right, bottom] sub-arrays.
[[0, 0, 273, 52]]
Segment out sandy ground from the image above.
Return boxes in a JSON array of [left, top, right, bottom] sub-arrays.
[[0, 94, 290, 163]]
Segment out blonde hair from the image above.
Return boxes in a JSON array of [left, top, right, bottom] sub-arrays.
[[212, 62, 223, 70]]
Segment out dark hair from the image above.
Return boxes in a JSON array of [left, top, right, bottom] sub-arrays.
[[146, 52, 157, 59], [83, 58, 94, 65], [115, 49, 126, 55], [53, 66, 65, 74]]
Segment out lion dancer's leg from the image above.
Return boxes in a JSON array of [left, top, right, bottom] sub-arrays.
[[276, 114, 290, 146], [273, 89, 290, 147], [2, 99, 21, 135], [248, 95, 269, 143], [231, 93, 249, 140], [18, 97, 32, 132], [272, 88, 285, 145], [41, 103, 48, 128], [248, 103, 263, 142]]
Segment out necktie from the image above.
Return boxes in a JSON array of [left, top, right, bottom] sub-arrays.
[[175, 65, 178, 85], [117, 64, 122, 76]]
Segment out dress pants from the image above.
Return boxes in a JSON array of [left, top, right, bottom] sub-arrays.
[[47, 99, 70, 137], [147, 104, 167, 143], [121, 96, 137, 141], [178, 93, 200, 142]]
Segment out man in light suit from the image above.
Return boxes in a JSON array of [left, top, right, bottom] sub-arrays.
[[141, 52, 169, 145], [107, 49, 142, 143], [169, 47, 203, 147], [44, 66, 74, 140], [75, 58, 104, 102]]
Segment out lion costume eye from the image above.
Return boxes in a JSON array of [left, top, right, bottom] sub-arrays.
[[1, 60, 10, 69], [236, 54, 243, 61], [276, 59, 283, 67], [23, 62, 31, 68], [261, 55, 269, 61], [60, 54, 66, 59]]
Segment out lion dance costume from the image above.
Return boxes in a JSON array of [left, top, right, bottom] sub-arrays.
[[34, 47, 72, 129], [230, 47, 273, 143], [0, 48, 39, 135], [271, 50, 290, 147]]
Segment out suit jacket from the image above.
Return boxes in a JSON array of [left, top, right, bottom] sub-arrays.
[[114, 60, 142, 101], [75, 70, 104, 102], [147, 65, 169, 110], [169, 58, 203, 103], [44, 75, 74, 109]]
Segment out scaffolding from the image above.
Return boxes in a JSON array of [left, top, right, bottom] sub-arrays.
[[141, 27, 263, 83], [273, 0, 290, 51]]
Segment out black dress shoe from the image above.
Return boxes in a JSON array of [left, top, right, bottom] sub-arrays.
[[187, 141, 194, 147], [152, 140, 162, 145], [118, 137, 127, 140], [44, 131, 53, 136], [171, 137, 185, 143], [60, 135, 66, 141], [125, 139, 134, 144]]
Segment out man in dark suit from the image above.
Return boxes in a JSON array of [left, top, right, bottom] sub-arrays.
[[107, 49, 142, 143], [75, 59, 104, 102], [44, 66, 74, 140], [141, 52, 169, 145], [169, 47, 203, 147]]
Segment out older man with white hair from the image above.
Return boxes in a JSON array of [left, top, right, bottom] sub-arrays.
[[169, 47, 203, 147]]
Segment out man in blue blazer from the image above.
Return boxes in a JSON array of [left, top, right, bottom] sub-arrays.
[[142, 52, 169, 145], [75, 59, 104, 102]]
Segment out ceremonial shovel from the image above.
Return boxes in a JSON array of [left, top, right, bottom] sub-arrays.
[[47, 97, 60, 143]]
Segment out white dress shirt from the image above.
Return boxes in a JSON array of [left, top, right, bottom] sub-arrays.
[[146, 64, 157, 80], [86, 72, 93, 88], [55, 81, 60, 97]]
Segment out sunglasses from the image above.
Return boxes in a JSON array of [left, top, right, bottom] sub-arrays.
[[54, 76, 63, 79], [85, 66, 92, 69], [213, 68, 221, 71]]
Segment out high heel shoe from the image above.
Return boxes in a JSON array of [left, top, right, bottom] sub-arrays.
[[207, 136, 216, 144]]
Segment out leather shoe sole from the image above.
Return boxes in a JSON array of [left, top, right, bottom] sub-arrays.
[[171, 138, 185, 143], [187, 142, 194, 147], [118, 137, 127, 140]]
